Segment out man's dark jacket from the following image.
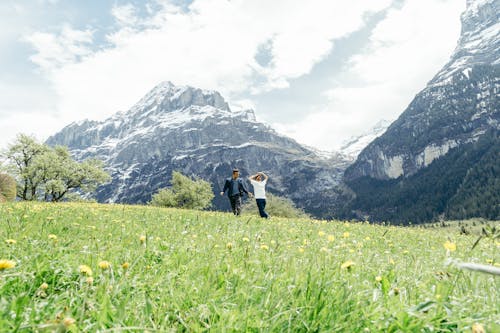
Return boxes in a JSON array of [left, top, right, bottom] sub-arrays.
[[222, 177, 249, 197]]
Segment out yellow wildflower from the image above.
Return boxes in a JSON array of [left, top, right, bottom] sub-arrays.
[[298, 247, 305, 253], [122, 262, 130, 269], [260, 244, 269, 251], [5, 239, 16, 245], [0, 259, 16, 270], [343, 232, 350, 238], [389, 259, 395, 265], [63, 317, 76, 327], [318, 231, 325, 237], [79, 265, 93, 276], [48, 234, 58, 241], [472, 323, 485, 333], [242, 237, 250, 242], [98, 261, 111, 270], [86, 276, 94, 285], [327, 235, 335, 242], [375, 276, 382, 282], [139, 235, 146, 243], [40, 282, 49, 290], [443, 241, 456, 252], [341, 260, 354, 269], [226, 242, 233, 250]]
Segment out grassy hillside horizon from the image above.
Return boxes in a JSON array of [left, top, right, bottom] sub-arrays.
[[0, 202, 498, 332]]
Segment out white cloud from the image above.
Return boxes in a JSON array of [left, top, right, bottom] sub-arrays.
[[25, 25, 94, 73], [13, 0, 467, 153], [23, 0, 393, 131], [277, 0, 466, 151], [111, 4, 139, 27]]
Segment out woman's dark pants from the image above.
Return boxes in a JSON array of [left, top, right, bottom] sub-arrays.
[[256, 198, 269, 218]]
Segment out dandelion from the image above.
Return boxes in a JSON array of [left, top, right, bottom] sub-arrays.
[[389, 259, 395, 265], [298, 247, 305, 253], [320, 247, 329, 253], [472, 323, 485, 333], [327, 235, 335, 242], [226, 242, 233, 250], [375, 276, 382, 282], [5, 239, 16, 245], [48, 234, 58, 241], [122, 262, 130, 269], [0, 259, 16, 270], [86, 276, 94, 285], [40, 282, 49, 290], [343, 232, 350, 238], [98, 261, 111, 270], [443, 241, 456, 252], [341, 260, 354, 270], [242, 237, 250, 242], [79, 265, 93, 276], [318, 231, 325, 237], [365, 236, 371, 241], [260, 244, 269, 251]]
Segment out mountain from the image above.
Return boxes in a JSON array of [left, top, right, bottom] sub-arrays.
[[341, 0, 500, 223], [339, 120, 392, 160], [47, 81, 350, 217]]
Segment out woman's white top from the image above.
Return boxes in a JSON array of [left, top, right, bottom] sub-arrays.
[[250, 179, 267, 199]]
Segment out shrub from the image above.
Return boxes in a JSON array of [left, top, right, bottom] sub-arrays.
[[150, 171, 214, 210], [242, 193, 308, 218], [0, 174, 16, 202]]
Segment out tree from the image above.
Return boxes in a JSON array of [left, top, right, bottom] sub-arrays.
[[150, 171, 214, 210], [0, 174, 16, 202], [242, 193, 309, 218], [2, 134, 110, 202], [3, 134, 48, 200], [37, 146, 110, 202]]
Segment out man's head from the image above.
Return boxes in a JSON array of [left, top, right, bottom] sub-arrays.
[[232, 168, 239, 179]]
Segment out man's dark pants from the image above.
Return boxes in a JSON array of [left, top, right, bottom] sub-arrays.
[[229, 195, 243, 216], [256, 198, 269, 218]]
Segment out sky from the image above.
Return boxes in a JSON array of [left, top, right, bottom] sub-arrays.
[[0, 0, 466, 152]]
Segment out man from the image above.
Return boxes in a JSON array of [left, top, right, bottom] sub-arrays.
[[249, 172, 269, 218], [220, 168, 252, 216]]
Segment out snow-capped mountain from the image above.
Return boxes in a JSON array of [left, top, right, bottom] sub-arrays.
[[339, 120, 392, 160], [47, 81, 350, 217], [345, 0, 499, 181], [340, 0, 499, 223]]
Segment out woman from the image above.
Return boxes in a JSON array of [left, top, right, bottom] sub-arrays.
[[249, 172, 269, 218]]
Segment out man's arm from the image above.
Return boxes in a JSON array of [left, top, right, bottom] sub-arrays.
[[239, 179, 253, 197], [220, 179, 228, 196], [260, 172, 269, 181]]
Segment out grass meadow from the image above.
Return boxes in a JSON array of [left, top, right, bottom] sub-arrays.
[[0, 202, 498, 332]]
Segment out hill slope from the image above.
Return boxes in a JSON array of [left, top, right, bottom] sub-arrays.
[[341, 0, 499, 223], [0, 202, 498, 331]]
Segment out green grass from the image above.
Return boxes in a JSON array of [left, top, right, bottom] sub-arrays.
[[0, 202, 498, 332]]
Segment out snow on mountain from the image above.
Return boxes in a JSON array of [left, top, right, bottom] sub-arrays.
[[339, 120, 392, 160]]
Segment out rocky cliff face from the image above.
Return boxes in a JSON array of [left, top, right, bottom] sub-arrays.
[[345, 0, 499, 181], [339, 0, 500, 223], [47, 81, 350, 217]]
